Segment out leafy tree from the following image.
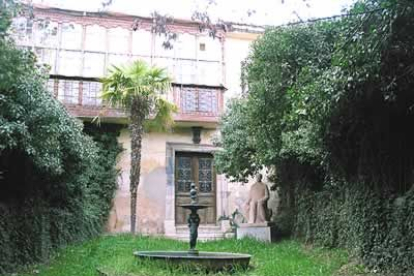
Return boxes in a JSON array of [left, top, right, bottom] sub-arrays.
[[216, 21, 339, 180], [215, 98, 258, 182], [0, 1, 121, 272], [218, 0, 414, 271], [101, 60, 175, 233]]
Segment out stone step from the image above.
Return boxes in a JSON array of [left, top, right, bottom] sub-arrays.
[[176, 233, 224, 239], [175, 225, 222, 231], [174, 234, 224, 241], [174, 232, 223, 237], [168, 228, 225, 241], [167, 224, 226, 241]]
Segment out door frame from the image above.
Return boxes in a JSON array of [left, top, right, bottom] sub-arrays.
[[174, 151, 217, 225], [164, 142, 227, 237]]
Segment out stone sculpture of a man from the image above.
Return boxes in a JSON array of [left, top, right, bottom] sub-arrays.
[[245, 173, 270, 223]]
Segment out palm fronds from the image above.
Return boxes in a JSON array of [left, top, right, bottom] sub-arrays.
[[100, 60, 174, 121]]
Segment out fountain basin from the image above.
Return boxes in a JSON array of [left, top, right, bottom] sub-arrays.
[[134, 251, 251, 271]]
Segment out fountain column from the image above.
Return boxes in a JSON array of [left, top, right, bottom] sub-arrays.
[[188, 183, 201, 255]]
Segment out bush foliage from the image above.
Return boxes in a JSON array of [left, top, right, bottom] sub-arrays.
[[217, 0, 414, 272], [0, 4, 122, 273]]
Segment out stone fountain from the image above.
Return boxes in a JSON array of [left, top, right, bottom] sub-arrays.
[[134, 183, 251, 271]]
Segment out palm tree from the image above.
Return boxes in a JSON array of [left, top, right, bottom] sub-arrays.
[[101, 60, 175, 233]]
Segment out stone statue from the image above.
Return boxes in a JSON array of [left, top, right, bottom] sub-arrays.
[[245, 174, 270, 223]]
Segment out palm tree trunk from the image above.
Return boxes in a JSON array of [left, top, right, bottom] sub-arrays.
[[129, 99, 145, 234]]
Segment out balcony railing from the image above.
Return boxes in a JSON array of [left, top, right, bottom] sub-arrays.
[[47, 76, 224, 124], [47, 76, 125, 119], [172, 85, 223, 123]]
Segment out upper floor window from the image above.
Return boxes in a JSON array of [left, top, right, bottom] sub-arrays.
[[34, 48, 57, 74], [58, 80, 79, 104], [132, 30, 152, 56], [108, 27, 129, 54], [198, 89, 218, 114], [83, 52, 105, 77], [176, 59, 197, 84], [85, 25, 106, 52], [16, 16, 224, 86], [197, 61, 222, 86], [11, 17, 33, 45], [176, 33, 196, 60], [58, 50, 82, 76], [82, 81, 102, 106], [34, 20, 58, 48], [179, 87, 218, 115], [60, 23, 82, 50]]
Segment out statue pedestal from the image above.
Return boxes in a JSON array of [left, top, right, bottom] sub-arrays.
[[236, 222, 275, 243]]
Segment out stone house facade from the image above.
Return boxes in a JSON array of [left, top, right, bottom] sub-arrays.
[[12, 4, 277, 239]]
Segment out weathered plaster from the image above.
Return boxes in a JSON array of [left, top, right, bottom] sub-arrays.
[[106, 128, 131, 232], [107, 127, 221, 234]]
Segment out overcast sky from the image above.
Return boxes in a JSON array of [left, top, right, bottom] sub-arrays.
[[33, 0, 355, 26]]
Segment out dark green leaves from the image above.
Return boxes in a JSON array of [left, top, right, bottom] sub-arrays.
[[218, 0, 414, 272], [216, 21, 339, 181], [0, 7, 121, 272]]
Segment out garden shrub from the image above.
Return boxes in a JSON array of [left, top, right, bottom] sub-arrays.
[[217, 0, 414, 272], [0, 4, 122, 273]]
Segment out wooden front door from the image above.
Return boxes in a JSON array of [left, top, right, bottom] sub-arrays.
[[175, 152, 216, 225]]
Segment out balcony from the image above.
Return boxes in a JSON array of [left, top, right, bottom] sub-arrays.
[[47, 76, 224, 126], [172, 85, 224, 126]]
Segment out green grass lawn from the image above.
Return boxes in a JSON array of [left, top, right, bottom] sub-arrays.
[[15, 235, 352, 276]]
